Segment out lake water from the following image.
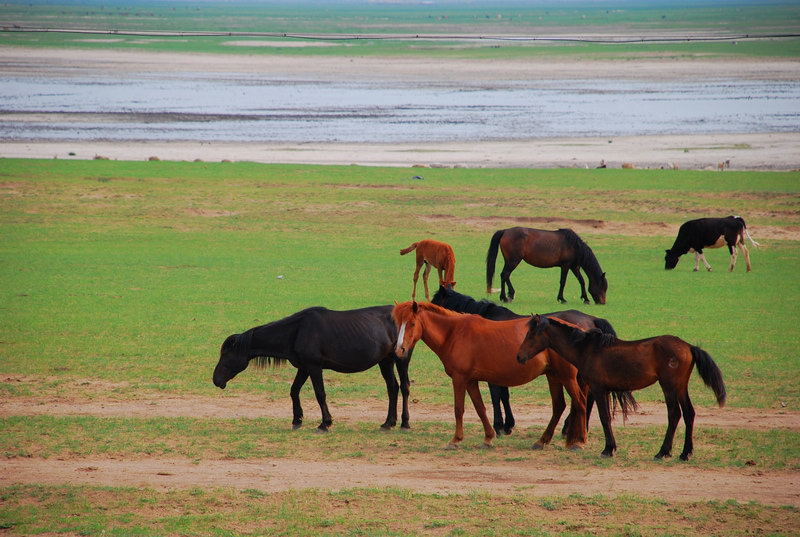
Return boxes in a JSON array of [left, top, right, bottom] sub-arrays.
[[2, 73, 799, 143]]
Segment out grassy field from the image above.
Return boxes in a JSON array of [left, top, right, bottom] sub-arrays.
[[2, 1, 799, 59], [1, 158, 799, 535]]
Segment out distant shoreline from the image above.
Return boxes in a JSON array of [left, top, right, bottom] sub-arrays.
[[1, 47, 799, 170]]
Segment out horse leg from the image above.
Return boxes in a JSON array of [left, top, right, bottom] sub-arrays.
[[571, 266, 589, 304], [307, 366, 333, 432], [396, 357, 412, 429], [740, 242, 752, 272], [466, 380, 495, 448], [678, 391, 696, 461], [422, 262, 433, 301], [488, 383, 505, 435], [655, 387, 682, 459], [533, 375, 566, 450], [500, 257, 521, 303], [500, 386, 515, 435], [289, 368, 309, 429], [564, 385, 594, 436], [557, 266, 569, 303], [411, 262, 422, 301], [448, 376, 468, 448], [562, 379, 588, 449], [593, 387, 617, 457], [377, 359, 399, 430]]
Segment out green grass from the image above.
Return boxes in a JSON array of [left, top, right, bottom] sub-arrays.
[[2, 159, 799, 408], [1, 485, 798, 537], [1, 415, 798, 470], [1, 1, 799, 59]]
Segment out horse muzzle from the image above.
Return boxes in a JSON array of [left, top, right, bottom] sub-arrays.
[[516, 353, 529, 365]]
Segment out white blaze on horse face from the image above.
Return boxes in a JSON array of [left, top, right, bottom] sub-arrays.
[[395, 322, 407, 356]]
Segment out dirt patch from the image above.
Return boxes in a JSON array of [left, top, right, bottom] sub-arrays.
[[2, 455, 798, 506], [1, 393, 797, 431], [419, 215, 800, 240]]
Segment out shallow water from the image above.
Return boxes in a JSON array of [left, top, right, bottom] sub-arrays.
[[2, 73, 799, 142]]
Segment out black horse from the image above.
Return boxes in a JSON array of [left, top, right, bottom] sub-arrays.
[[486, 227, 608, 304], [431, 286, 616, 436], [212, 305, 413, 432]]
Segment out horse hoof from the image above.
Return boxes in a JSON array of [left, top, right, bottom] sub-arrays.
[[445, 443, 459, 450], [292, 423, 303, 430], [531, 442, 545, 451], [481, 442, 494, 449], [568, 444, 583, 452], [679, 453, 691, 461], [315, 426, 329, 434], [504, 428, 514, 436], [400, 423, 411, 430], [600, 451, 614, 458]]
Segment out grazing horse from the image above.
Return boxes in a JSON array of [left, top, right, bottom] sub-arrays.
[[665, 216, 760, 272], [212, 305, 413, 432], [517, 315, 726, 460], [392, 301, 587, 450], [431, 285, 616, 436], [486, 227, 608, 304], [400, 239, 457, 301]]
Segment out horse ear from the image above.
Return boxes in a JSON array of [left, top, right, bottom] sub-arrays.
[[412, 301, 418, 313]]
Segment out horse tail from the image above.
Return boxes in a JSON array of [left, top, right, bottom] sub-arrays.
[[593, 317, 617, 337], [610, 390, 639, 421], [399, 242, 419, 255], [444, 246, 456, 284], [485, 229, 505, 293], [691, 346, 727, 407]]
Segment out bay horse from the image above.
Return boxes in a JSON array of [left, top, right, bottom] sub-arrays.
[[517, 315, 727, 460], [665, 216, 760, 272], [392, 301, 587, 450], [431, 285, 617, 436], [400, 239, 456, 301], [212, 305, 413, 432], [486, 227, 608, 304]]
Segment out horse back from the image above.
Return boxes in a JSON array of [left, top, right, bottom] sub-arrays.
[[501, 227, 566, 267], [293, 306, 397, 373]]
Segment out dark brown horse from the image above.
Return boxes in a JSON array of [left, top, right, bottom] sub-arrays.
[[393, 301, 587, 450], [486, 227, 607, 304], [517, 315, 726, 460]]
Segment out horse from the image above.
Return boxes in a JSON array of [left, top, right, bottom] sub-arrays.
[[212, 305, 413, 432], [392, 301, 588, 450], [431, 285, 617, 436], [516, 315, 726, 460], [665, 216, 760, 272], [486, 227, 608, 305], [399, 239, 456, 301]]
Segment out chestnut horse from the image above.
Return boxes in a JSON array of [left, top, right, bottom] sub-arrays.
[[517, 315, 726, 460], [486, 227, 607, 304], [392, 301, 587, 450], [400, 239, 456, 301]]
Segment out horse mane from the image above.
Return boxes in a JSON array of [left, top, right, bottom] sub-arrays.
[[431, 286, 520, 320], [558, 228, 605, 283], [239, 308, 321, 368], [392, 301, 463, 324], [534, 315, 618, 349]]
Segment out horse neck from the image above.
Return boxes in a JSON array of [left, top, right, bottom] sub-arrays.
[[576, 246, 604, 284], [417, 310, 459, 359], [546, 324, 587, 369], [248, 318, 301, 360]]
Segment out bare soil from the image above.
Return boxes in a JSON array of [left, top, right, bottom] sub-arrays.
[[2, 393, 798, 505]]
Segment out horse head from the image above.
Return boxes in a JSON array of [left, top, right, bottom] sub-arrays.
[[516, 314, 550, 365], [392, 301, 422, 359], [588, 272, 608, 304], [212, 333, 250, 389], [664, 249, 680, 270]]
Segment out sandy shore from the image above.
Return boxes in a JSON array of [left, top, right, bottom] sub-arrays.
[[2, 47, 799, 169], [3, 133, 799, 170]]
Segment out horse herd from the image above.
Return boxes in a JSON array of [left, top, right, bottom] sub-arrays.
[[213, 216, 758, 460]]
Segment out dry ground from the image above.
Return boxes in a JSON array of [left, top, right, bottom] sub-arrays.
[[2, 391, 799, 506]]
